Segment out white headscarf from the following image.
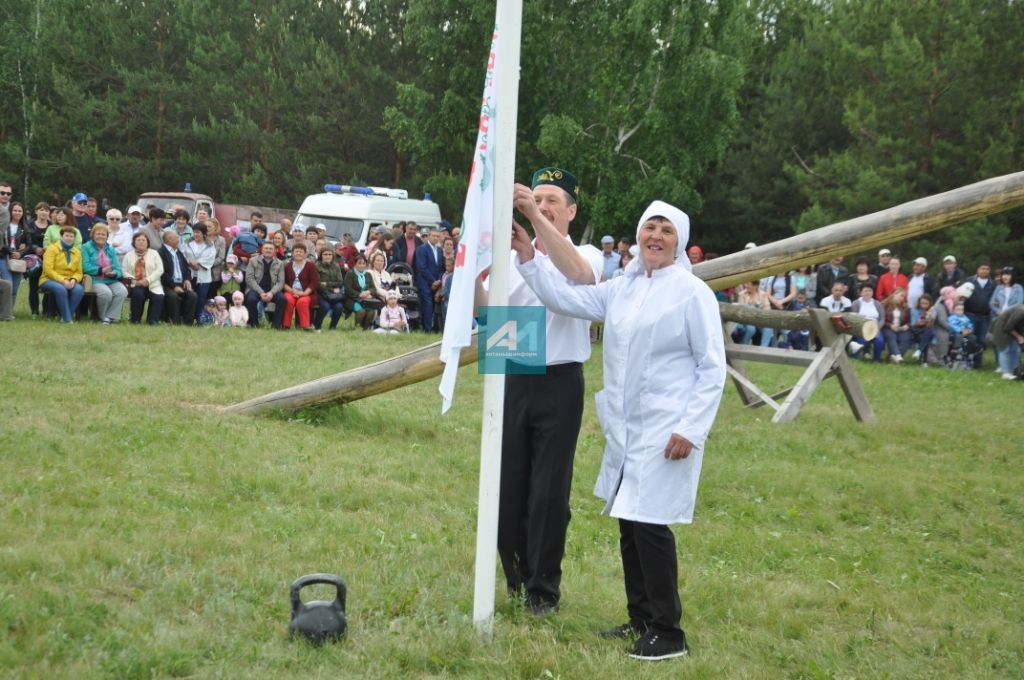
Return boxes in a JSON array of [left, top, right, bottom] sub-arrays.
[[625, 200, 691, 276]]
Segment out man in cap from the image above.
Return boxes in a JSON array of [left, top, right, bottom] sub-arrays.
[[871, 248, 893, 277], [906, 257, 936, 309], [287, 224, 314, 255], [125, 205, 145, 234], [937, 255, 965, 290], [477, 166, 603, 615], [600, 234, 621, 280], [70, 192, 95, 242]]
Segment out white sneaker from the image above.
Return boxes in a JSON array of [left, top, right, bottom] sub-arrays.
[[911, 349, 921, 361], [890, 354, 903, 364], [848, 341, 864, 355], [1001, 372, 1017, 380]]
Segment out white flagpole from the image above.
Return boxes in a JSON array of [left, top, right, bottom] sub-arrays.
[[473, 0, 522, 640]]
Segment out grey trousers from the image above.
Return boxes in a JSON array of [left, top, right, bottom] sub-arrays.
[[0, 278, 12, 320], [93, 281, 129, 321]]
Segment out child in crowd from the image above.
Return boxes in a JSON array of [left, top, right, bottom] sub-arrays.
[[229, 290, 249, 327], [375, 290, 409, 334], [221, 254, 244, 296], [198, 299, 217, 326], [939, 285, 958, 313], [785, 291, 811, 350], [948, 302, 979, 360], [213, 295, 231, 327]]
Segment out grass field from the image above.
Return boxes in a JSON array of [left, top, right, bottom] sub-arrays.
[[1, 302, 1022, 679]]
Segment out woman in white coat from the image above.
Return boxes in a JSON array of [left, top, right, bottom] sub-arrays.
[[511, 198, 727, 661]]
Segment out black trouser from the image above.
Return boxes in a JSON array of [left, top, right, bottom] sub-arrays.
[[498, 362, 584, 607], [129, 287, 163, 324], [316, 300, 345, 329], [619, 519, 684, 642], [967, 312, 991, 367], [244, 290, 284, 328], [164, 288, 198, 324]]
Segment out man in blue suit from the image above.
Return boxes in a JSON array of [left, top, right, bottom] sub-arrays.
[[415, 226, 444, 331]]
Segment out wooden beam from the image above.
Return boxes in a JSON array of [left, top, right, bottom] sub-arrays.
[[695, 171, 1024, 292], [720, 304, 878, 340], [221, 335, 479, 415]]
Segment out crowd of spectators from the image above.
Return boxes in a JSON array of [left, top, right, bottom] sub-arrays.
[[2, 183, 1022, 378], [722, 247, 1021, 379], [596, 235, 1023, 381], [0, 183, 460, 335]]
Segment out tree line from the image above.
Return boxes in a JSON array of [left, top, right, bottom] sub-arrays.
[[1, 0, 1021, 263]]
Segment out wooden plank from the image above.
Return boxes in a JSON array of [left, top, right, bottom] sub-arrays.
[[807, 310, 876, 423], [725, 365, 781, 412], [745, 386, 795, 410], [772, 344, 837, 423], [722, 323, 760, 406], [726, 345, 817, 367]]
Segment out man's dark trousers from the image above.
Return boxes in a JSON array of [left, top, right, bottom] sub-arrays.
[[498, 362, 584, 608]]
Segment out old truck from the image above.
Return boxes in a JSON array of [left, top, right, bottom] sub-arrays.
[[135, 191, 296, 232]]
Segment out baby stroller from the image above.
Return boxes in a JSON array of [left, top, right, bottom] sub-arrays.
[[387, 262, 422, 330], [947, 333, 982, 370]]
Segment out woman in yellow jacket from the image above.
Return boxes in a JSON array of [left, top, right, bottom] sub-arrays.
[[40, 225, 85, 323]]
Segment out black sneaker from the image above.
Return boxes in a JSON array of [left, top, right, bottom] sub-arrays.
[[599, 621, 649, 639], [627, 631, 689, 661], [526, 600, 559, 617]]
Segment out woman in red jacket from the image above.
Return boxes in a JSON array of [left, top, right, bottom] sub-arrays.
[[282, 243, 320, 330], [876, 256, 908, 301]]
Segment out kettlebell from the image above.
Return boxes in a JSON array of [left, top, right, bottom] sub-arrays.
[[288, 573, 347, 645]]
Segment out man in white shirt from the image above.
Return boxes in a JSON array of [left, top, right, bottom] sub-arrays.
[[906, 256, 937, 309], [125, 205, 145, 234], [480, 166, 602, 615], [600, 234, 621, 280], [819, 281, 852, 313]]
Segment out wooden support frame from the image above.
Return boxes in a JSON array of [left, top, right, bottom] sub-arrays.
[[725, 309, 874, 423]]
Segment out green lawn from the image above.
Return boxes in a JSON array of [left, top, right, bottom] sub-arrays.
[[1, 306, 1021, 679]]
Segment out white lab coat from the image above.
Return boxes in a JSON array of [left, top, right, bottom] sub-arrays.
[[517, 257, 726, 525]]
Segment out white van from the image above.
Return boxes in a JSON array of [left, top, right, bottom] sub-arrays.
[[294, 185, 443, 250]]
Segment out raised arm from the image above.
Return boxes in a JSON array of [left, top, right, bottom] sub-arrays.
[[513, 184, 595, 284], [512, 222, 608, 322]]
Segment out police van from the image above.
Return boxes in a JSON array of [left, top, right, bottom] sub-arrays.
[[294, 185, 443, 250]]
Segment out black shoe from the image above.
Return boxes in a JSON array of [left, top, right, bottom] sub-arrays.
[[627, 631, 689, 661], [599, 621, 649, 639], [526, 600, 559, 617]]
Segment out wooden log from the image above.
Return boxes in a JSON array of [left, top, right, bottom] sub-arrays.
[[695, 170, 1024, 291], [720, 303, 879, 340], [221, 335, 479, 415], [224, 171, 1024, 414]]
